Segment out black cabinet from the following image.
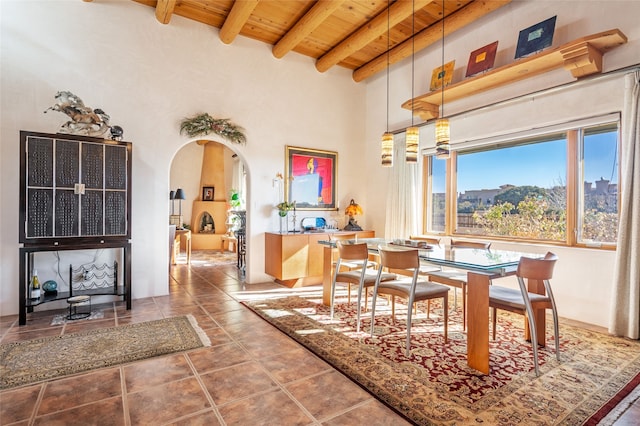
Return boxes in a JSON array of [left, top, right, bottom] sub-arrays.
[[18, 131, 132, 325]]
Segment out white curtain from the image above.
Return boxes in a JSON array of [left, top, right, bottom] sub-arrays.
[[609, 70, 640, 339], [384, 133, 420, 239]]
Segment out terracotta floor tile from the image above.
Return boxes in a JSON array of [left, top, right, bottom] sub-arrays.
[[321, 399, 414, 425], [0, 384, 42, 424], [37, 368, 122, 415], [123, 354, 193, 393], [33, 396, 125, 426], [200, 361, 278, 405], [201, 326, 232, 346], [187, 342, 253, 373], [165, 409, 223, 425], [218, 389, 312, 426], [127, 377, 210, 425], [286, 370, 372, 420], [260, 347, 331, 384]]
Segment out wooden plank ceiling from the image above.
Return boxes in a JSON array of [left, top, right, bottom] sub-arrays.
[[128, 0, 512, 82]]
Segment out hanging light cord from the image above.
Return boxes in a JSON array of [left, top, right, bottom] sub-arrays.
[[411, 0, 415, 126], [386, 0, 390, 133], [441, 0, 445, 118]]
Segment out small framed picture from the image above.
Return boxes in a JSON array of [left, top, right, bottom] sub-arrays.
[[514, 16, 557, 59], [465, 41, 499, 77], [202, 186, 214, 201], [430, 60, 455, 91]]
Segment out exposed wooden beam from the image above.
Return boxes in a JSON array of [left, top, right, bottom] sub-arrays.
[[316, 0, 434, 73], [155, 0, 177, 25], [219, 0, 260, 45], [352, 0, 512, 82], [273, 0, 345, 59]]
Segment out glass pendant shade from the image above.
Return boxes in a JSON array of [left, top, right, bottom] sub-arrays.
[[381, 132, 394, 167], [405, 126, 419, 163], [435, 118, 450, 159]]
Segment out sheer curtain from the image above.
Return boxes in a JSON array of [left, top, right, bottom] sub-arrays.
[[609, 70, 640, 339], [384, 133, 420, 239]]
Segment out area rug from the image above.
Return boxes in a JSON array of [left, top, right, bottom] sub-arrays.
[[242, 295, 640, 425], [0, 315, 210, 390]]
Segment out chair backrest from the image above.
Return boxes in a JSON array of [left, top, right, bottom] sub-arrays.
[[451, 239, 491, 249], [336, 241, 369, 261], [409, 236, 441, 245], [330, 233, 357, 241], [378, 246, 420, 270], [517, 252, 557, 281]]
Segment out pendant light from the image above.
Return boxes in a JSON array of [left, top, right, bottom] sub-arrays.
[[435, 1, 450, 159], [405, 0, 419, 163], [381, 0, 393, 167]]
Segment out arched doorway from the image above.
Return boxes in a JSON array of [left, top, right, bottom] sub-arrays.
[[169, 140, 247, 269]]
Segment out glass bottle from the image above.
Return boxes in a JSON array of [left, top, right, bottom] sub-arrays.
[[31, 269, 41, 300]]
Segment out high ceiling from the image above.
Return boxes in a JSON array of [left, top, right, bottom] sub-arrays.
[[130, 0, 512, 82]]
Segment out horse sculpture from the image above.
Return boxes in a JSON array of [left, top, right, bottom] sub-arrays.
[[44, 91, 123, 139]]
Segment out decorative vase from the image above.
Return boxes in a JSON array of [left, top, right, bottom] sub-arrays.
[[278, 210, 288, 233]]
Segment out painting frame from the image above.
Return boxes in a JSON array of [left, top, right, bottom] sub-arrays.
[[285, 146, 337, 210], [465, 41, 499, 77], [514, 15, 557, 59], [429, 60, 456, 91], [202, 186, 214, 201]]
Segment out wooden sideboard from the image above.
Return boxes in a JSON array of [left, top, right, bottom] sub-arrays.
[[265, 230, 374, 287]]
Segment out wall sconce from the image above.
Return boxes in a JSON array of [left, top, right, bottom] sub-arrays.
[[343, 199, 363, 231]]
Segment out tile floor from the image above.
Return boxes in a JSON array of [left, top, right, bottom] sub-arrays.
[[1, 252, 638, 425]]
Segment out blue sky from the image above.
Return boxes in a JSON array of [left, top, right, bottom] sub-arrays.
[[434, 132, 618, 193]]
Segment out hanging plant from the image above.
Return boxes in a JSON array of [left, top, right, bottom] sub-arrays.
[[180, 113, 247, 144]]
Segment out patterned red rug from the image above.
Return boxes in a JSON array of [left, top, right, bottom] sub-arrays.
[[243, 294, 640, 425]]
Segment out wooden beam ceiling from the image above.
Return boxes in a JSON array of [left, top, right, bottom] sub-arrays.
[[130, 0, 513, 82]]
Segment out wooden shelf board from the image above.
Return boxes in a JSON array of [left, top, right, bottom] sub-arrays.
[[402, 29, 627, 120]]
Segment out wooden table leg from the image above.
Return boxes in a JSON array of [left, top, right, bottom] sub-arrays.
[[322, 246, 333, 306], [185, 232, 191, 265], [467, 272, 490, 374]]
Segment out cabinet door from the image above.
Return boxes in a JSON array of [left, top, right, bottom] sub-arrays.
[[20, 131, 131, 244]]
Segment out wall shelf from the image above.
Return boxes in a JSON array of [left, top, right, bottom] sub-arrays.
[[402, 29, 627, 120]]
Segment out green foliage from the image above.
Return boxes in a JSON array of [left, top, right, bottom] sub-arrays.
[[180, 113, 246, 144], [474, 196, 565, 240], [494, 186, 547, 212], [582, 210, 618, 242]]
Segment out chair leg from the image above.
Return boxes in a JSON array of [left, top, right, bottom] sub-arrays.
[[391, 297, 395, 320], [491, 307, 497, 340], [443, 295, 448, 343], [426, 300, 431, 318], [347, 284, 351, 305]]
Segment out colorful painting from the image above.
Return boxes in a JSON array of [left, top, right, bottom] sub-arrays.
[[430, 60, 455, 91], [515, 16, 557, 59], [285, 146, 337, 210], [465, 41, 499, 77]]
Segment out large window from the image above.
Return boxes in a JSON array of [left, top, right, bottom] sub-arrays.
[[425, 118, 619, 247]]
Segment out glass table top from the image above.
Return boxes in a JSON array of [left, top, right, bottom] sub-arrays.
[[318, 238, 540, 275]]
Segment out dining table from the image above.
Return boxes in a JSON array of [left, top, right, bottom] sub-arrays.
[[318, 237, 545, 375]]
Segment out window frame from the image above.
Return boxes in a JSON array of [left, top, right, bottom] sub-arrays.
[[423, 114, 620, 250]]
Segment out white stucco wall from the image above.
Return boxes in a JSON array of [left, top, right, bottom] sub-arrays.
[[363, 0, 640, 328], [0, 0, 366, 316]]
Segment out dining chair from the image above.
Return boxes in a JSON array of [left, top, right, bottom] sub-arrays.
[[370, 246, 450, 356], [331, 241, 396, 332], [426, 239, 491, 330], [489, 252, 559, 376], [329, 233, 377, 273]]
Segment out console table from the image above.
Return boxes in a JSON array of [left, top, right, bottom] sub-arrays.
[[265, 230, 374, 287]]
